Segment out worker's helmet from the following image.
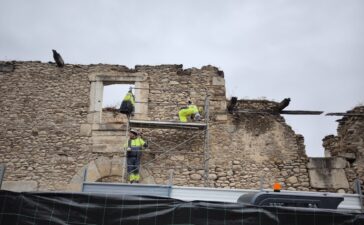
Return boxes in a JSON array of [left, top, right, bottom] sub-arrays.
[[129, 87, 133, 92], [129, 129, 138, 135]]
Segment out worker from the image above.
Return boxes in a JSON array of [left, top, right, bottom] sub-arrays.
[[178, 101, 202, 122], [119, 87, 135, 116], [124, 129, 148, 183]]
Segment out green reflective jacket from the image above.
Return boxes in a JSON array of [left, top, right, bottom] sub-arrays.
[[123, 92, 135, 106], [124, 137, 146, 148]]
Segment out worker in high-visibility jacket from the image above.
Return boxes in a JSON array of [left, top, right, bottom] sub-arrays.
[[124, 129, 148, 183], [119, 87, 135, 116], [178, 101, 202, 122]]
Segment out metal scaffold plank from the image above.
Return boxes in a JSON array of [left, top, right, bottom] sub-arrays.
[[129, 119, 207, 130]]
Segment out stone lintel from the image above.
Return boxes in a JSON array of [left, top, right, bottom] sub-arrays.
[[88, 72, 147, 82]]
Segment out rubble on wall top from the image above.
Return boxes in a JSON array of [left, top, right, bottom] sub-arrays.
[[1, 61, 225, 77], [0, 62, 15, 72]]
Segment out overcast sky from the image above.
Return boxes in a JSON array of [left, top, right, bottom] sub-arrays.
[[1, 0, 363, 157]]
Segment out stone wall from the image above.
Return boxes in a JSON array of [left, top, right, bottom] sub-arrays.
[[0, 61, 91, 190], [322, 106, 364, 193], [1, 60, 360, 193], [208, 100, 310, 190]]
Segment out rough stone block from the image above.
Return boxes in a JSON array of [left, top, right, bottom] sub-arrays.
[[190, 173, 202, 180], [92, 136, 125, 144], [307, 157, 347, 169], [338, 152, 356, 160], [111, 156, 124, 176], [212, 77, 225, 86], [92, 144, 123, 153], [2, 181, 38, 192], [95, 157, 112, 177], [80, 124, 92, 136], [133, 113, 149, 120], [215, 114, 227, 121], [92, 130, 125, 136], [70, 174, 84, 184], [309, 168, 349, 189], [86, 161, 101, 182], [92, 123, 126, 131], [287, 176, 298, 184], [0, 63, 14, 72], [66, 183, 82, 192]]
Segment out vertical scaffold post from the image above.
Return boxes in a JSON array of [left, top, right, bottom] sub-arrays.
[[203, 95, 210, 187], [122, 116, 130, 183], [0, 164, 5, 189], [354, 178, 364, 212]]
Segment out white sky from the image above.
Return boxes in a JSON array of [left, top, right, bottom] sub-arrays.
[[1, 0, 363, 157]]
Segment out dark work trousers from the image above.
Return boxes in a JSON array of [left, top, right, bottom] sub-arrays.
[[127, 151, 141, 174], [119, 101, 134, 116]]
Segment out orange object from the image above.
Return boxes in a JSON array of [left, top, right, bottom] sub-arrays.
[[273, 182, 281, 192]]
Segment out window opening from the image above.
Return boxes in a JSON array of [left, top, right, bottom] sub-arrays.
[[102, 84, 135, 123]]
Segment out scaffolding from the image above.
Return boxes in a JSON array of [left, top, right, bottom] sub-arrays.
[[122, 95, 210, 186]]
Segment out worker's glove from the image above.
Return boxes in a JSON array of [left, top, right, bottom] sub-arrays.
[[126, 147, 132, 152]]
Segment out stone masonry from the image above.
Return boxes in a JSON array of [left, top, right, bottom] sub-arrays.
[[322, 106, 364, 193], [0, 61, 362, 193]]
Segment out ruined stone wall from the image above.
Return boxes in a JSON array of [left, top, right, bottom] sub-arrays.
[[323, 106, 364, 192], [208, 100, 310, 191], [131, 66, 310, 190], [0, 61, 337, 193], [0, 61, 91, 190], [0, 62, 227, 190], [133, 65, 225, 186]]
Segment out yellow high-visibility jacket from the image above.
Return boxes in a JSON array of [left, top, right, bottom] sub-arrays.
[[179, 105, 199, 122], [123, 92, 135, 106], [124, 137, 146, 149]]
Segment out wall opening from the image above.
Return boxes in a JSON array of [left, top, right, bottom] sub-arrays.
[[102, 83, 135, 123]]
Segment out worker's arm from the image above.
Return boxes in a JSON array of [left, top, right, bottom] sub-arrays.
[[123, 140, 131, 151], [143, 139, 148, 148]]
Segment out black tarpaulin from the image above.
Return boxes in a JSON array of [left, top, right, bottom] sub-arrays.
[[0, 190, 363, 225]]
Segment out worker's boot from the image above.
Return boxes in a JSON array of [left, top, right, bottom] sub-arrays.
[[134, 174, 140, 184], [128, 174, 134, 184]]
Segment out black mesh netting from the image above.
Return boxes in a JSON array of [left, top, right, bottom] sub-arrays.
[[0, 190, 363, 225]]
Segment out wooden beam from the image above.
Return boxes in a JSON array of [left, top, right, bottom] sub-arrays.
[[280, 110, 323, 115], [326, 113, 364, 116], [235, 110, 323, 115]]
